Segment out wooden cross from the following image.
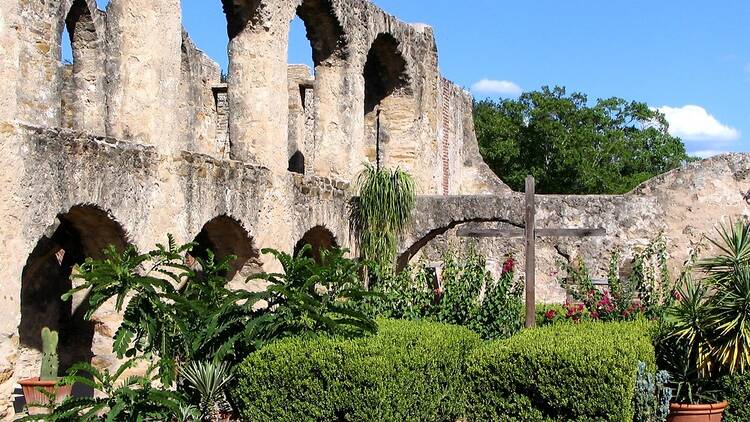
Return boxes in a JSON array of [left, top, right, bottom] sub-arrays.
[[457, 176, 606, 328]]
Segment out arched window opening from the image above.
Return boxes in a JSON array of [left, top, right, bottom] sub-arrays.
[[59, 0, 105, 134], [179, 1, 233, 157], [294, 226, 338, 264], [190, 216, 261, 281], [363, 34, 412, 169], [286, 0, 346, 174], [19, 206, 129, 380]]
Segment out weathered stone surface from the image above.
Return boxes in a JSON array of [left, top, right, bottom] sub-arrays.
[[407, 154, 750, 302], [1, 0, 749, 419]]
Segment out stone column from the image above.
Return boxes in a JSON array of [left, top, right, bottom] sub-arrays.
[[0, 0, 19, 125], [311, 64, 363, 180], [15, 0, 62, 127], [106, 0, 182, 154], [227, 21, 289, 174]]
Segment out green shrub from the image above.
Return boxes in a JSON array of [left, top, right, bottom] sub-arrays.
[[365, 248, 524, 340], [233, 319, 481, 422], [722, 371, 750, 422], [467, 320, 657, 421]]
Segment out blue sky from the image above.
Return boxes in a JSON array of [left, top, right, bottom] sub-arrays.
[[83, 0, 749, 156]]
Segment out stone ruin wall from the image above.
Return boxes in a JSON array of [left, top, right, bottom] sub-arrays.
[[0, 0, 749, 419], [0, 0, 502, 417], [414, 154, 750, 303]]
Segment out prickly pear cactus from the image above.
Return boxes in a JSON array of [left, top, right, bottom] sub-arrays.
[[39, 327, 59, 381]]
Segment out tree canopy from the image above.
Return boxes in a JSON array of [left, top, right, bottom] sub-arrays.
[[473, 86, 691, 194]]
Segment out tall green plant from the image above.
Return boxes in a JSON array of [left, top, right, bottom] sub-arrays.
[[698, 220, 750, 374], [350, 163, 416, 271]]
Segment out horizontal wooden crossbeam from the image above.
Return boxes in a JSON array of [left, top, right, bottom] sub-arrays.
[[456, 227, 606, 239]]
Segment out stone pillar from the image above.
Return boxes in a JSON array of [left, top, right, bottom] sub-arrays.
[[0, 0, 19, 125], [311, 64, 362, 180], [227, 21, 289, 174], [15, 0, 62, 127], [106, 0, 182, 154]]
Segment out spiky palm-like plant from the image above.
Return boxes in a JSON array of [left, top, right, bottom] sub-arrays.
[[698, 220, 750, 374], [350, 163, 416, 274], [182, 361, 234, 422]]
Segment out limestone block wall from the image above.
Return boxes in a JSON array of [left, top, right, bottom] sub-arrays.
[[413, 154, 750, 303], [8, 0, 744, 418], [0, 125, 353, 418], [438, 77, 510, 195], [177, 31, 224, 157]]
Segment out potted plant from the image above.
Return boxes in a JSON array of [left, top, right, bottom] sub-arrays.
[[659, 220, 750, 421], [18, 327, 72, 415]]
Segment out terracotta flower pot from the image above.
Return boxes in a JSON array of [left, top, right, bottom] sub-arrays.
[[668, 401, 728, 422], [18, 377, 72, 415]]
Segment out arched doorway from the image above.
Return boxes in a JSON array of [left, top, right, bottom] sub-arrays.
[[287, 0, 347, 176], [61, 0, 106, 133], [19, 205, 129, 378], [191, 215, 261, 281], [363, 33, 413, 170], [17, 0, 105, 129], [294, 226, 338, 263]]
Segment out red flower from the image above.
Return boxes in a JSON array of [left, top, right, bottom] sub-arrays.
[[502, 257, 515, 275], [590, 311, 600, 320], [545, 309, 557, 320]]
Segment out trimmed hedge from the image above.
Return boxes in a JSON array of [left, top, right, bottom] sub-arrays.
[[233, 319, 655, 422], [233, 319, 481, 422], [723, 372, 750, 422], [467, 320, 657, 422]]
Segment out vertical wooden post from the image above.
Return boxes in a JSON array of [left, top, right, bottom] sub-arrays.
[[524, 176, 536, 328]]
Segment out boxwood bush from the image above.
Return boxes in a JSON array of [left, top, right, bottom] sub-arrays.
[[467, 320, 657, 422], [232, 319, 481, 422], [723, 371, 750, 422], [232, 319, 656, 422]]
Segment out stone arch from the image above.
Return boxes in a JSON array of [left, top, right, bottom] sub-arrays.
[[16, 0, 105, 129], [294, 225, 338, 263], [221, 0, 262, 40], [60, 0, 107, 134], [287, 0, 348, 177], [363, 33, 415, 170], [191, 215, 261, 281], [397, 218, 523, 272], [18, 205, 130, 379]]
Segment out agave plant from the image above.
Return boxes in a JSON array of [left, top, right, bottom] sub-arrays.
[[182, 361, 233, 422]]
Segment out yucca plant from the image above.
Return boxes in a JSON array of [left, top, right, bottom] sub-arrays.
[[182, 361, 233, 422], [350, 163, 416, 276], [698, 220, 750, 374], [660, 220, 750, 405]]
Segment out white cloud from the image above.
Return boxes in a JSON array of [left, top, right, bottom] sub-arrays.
[[656, 105, 740, 142], [471, 79, 522, 96]]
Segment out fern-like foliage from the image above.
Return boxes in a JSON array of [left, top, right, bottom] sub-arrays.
[[19, 359, 186, 421], [67, 239, 257, 386], [56, 237, 376, 419], [245, 246, 378, 342]]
